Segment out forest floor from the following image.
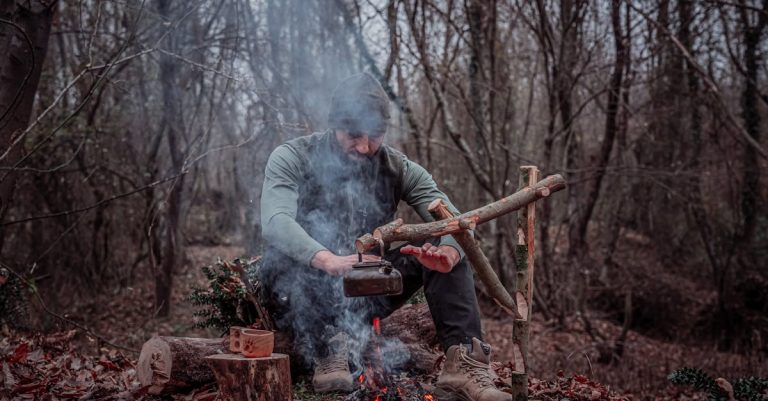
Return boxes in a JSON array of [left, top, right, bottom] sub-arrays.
[[1, 245, 765, 400]]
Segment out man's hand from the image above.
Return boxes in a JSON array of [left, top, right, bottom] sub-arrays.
[[400, 243, 460, 273], [311, 250, 381, 276]]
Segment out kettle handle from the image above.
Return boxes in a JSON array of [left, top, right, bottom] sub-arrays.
[[356, 238, 387, 261]]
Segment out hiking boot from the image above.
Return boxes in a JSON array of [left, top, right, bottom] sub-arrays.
[[435, 337, 513, 401], [312, 332, 353, 393]]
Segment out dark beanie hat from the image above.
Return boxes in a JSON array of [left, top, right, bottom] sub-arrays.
[[328, 72, 391, 134]]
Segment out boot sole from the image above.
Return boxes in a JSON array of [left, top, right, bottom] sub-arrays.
[[432, 385, 473, 401], [313, 379, 354, 393]]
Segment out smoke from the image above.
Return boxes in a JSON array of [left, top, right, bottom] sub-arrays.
[[240, 0, 416, 375], [262, 138, 413, 373]]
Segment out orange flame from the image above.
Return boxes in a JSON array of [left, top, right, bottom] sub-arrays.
[[373, 316, 381, 335], [358, 374, 364, 384], [424, 394, 434, 401]]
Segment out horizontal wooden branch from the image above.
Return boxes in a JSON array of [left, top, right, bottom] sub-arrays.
[[427, 199, 522, 319], [355, 174, 566, 253]]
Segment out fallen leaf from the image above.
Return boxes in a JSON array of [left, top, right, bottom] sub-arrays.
[[2, 361, 16, 390], [8, 343, 28, 364]]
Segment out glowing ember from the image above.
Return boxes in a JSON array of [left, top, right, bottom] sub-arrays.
[[343, 316, 434, 401]]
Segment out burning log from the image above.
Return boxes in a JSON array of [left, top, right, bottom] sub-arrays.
[[205, 353, 292, 401], [378, 303, 441, 373], [355, 174, 565, 253], [137, 336, 227, 395], [352, 304, 439, 401]]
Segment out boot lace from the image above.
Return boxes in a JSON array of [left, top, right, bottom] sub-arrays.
[[459, 352, 495, 388]]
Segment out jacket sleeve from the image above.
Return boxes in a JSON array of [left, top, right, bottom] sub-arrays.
[[400, 158, 467, 260], [260, 145, 327, 266]]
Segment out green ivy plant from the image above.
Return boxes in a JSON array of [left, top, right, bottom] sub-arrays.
[[668, 367, 768, 401], [188, 258, 262, 332]]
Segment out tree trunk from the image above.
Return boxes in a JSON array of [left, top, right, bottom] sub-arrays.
[[155, 0, 187, 317], [0, 1, 54, 249], [737, 1, 766, 253]]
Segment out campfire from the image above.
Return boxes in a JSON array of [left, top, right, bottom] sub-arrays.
[[344, 317, 435, 401]]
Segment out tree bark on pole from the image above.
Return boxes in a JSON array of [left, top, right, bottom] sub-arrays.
[[510, 165, 539, 400]]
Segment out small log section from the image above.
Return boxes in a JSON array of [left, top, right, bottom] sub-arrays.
[[137, 336, 227, 395], [427, 199, 522, 319], [206, 353, 292, 401], [510, 166, 539, 401]]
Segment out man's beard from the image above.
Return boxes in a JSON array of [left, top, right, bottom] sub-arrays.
[[341, 150, 375, 169]]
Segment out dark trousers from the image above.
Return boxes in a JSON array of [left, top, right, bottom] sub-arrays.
[[260, 241, 482, 367]]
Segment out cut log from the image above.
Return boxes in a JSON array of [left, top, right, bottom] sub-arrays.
[[206, 353, 292, 401], [137, 336, 227, 395], [355, 174, 565, 253], [427, 199, 522, 319]]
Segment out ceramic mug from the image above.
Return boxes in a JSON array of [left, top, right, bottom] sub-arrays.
[[241, 329, 274, 358]]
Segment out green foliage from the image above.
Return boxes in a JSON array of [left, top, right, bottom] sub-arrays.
[[668, 367, 728, 401], [668, 367, 768, 401], [733, 377, 768, 401], [0, 268, 29, 329], [187, 258, 261, 332]]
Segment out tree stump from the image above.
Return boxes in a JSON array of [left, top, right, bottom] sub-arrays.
[[206, 353, 292, 401], [137, 336, 227, 395]]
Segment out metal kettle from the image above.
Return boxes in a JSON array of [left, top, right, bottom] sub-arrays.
[[343, 253, 403, 297]]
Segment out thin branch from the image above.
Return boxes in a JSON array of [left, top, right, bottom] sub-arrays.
[[0, 261, 139, 354], [0, 69, 88, 163], [627, 0, 768, 160], [0, 172, 186, 227], [0, 0, 149, 173], [156, 48, 241, 81]]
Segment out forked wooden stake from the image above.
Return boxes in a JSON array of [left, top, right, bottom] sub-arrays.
[[510, 165, 539, 400]]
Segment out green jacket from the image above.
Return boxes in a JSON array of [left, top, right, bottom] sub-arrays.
[[261, 130, 464, 266]]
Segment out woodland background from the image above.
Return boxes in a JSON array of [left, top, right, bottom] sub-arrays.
[[0, 0, 766, 398]]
